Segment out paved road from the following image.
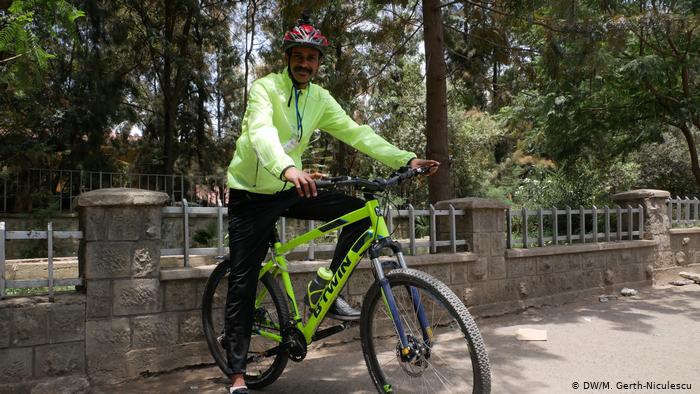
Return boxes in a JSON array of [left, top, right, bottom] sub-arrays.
[[95, 284, 700, 394]]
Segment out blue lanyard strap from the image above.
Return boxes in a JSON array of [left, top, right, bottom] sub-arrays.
[[294, 87, 306, 140]]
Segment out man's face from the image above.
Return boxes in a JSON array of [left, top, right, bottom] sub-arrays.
[[286, 46, 321, 87]]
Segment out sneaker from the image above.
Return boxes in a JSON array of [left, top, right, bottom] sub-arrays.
[[230, 386, 248, 394], [326, 296, 361, 321]]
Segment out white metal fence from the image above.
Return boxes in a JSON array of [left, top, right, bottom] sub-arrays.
[[0, 222, 83, 300], [668, 196, 700, 227], [507, 205, 645, 249], [161, 200, 468, 266]]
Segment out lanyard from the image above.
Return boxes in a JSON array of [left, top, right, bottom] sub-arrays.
[[293, 86, 307, 141]]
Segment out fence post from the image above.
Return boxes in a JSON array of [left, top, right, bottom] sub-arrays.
[[506, 208, 512, 249], [217, 198, 224, 255], [76, 188, 169, 382], [627, 205, 634, 240], [429, 204, 436, 254], [685, 197, 691, 224], [537, 207, 544, 247], [612, 189, 672, 268], [694, 197, 699, 223], [182, 199, 190, 267], [605, 206, 611, 242], [449, 205, 457, 254], [566, 206, 572, 244], [435, 198, 508, 287], [408, 204, 416, 255], [591, 206, 598, 243], [579, 205, 585, 244], [387, 208, 394, 235], [638, 204, 644, 239], [0, 221, 5, 298], [308, 220, 315, 260], [552, 206, 558, 245], [616, 206, 623, 241], [48, 222, 54, 302], [522, 207, 529, 248]]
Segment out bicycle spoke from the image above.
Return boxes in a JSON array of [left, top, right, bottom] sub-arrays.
[[362, 270, 489, 394]]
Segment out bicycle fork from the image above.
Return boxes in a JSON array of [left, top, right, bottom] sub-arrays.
[[371, 253, 432, 357]]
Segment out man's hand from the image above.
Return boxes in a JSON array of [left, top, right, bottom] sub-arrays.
[[409, 158, 440, 175], [283, 167, 318, 198]]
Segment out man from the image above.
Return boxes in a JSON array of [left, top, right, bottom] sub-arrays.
[[224, 15, 439, 394]]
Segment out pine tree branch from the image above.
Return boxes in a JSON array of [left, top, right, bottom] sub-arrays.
[[0, 52, 25, 63], [366, 20, 423, 85], [442, 22, 540, 53]]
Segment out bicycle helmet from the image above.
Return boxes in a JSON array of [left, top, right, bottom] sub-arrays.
[[282, 13, 329, 56]]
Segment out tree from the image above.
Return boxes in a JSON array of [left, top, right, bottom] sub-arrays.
[[502, 1, 700, 190], [423, 0, 451, 203]]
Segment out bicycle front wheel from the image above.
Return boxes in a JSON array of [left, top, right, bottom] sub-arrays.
[[201, 259, 290, 389], [360, 268, 491, 393]]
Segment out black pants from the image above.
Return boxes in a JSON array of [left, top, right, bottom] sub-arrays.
[[224, 187, 370, 374]]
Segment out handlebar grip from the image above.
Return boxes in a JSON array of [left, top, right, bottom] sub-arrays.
[[314, 179, 334, 188]]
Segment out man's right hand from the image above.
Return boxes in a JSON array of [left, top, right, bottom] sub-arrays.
[[282, 167, 318, 198]]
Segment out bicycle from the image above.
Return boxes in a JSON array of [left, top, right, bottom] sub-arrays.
[[201, 167, 491, 393]]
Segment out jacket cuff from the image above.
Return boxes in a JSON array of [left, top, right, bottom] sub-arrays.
[[279, 165, 296, 180]]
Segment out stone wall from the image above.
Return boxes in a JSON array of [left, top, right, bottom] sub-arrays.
[[0, 188, 696, 392], [0, 294, 86, 393], [670, 228, 700, 266]]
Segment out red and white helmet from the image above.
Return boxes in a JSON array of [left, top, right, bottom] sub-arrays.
[[282, 15, 329, 56]]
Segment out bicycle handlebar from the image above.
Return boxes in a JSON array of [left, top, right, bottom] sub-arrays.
[[314, 166, 432, 192]]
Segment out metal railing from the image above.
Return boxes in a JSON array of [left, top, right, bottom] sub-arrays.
[[668, 196, 700, 228], [0, 222, 83, 300], [507, 205, 644, 249], [1, 168, 227, 213], [161, 200, 467, 267]]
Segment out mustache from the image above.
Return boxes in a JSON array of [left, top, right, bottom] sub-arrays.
[[293, 67, 313, 74]]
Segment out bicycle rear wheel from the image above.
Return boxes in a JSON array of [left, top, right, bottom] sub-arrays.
[[201, 259, 290, 389], [360, 268, 491, 393]]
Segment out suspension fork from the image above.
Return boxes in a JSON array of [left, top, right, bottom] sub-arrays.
[[395, 252, 432, 344], [370, 241, 433, 350]]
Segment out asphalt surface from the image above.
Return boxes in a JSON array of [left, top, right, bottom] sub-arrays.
[[94, 284, 700, 394]]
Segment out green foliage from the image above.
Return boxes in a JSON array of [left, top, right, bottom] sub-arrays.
[[193, 221, 221, 247], [511, 160, 639, 209], [636, 131, 700, 197], [500, 0, 700, 193], [3, 0, 700, 213], [0, 0, 84, 91], [448, 109, 508, 198]]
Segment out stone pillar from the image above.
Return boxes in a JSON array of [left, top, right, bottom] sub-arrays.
[[435, 197, 508, 284], [76, 188, 168, 384], [613, 189, 672, 268]]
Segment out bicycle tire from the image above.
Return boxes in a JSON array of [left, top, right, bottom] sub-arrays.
[[360, 268, 491, 393], [201, 259, 290, 389]]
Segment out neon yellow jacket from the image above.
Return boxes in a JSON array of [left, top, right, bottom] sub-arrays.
[[227, 70, 416, 194]]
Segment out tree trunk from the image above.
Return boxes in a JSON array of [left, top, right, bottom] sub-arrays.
[[243, 0, 257, 110], [423, 0, 452, 203], [679, 123, 700, 188]]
